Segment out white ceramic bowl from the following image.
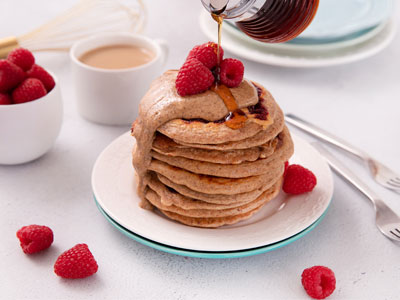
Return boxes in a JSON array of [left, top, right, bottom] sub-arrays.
[[0, 73, 63, 165]]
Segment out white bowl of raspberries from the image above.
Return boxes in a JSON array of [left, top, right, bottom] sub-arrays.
[[0, 48, 63, 165]]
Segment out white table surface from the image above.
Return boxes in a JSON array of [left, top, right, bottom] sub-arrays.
[[1, 1, 400, 299]]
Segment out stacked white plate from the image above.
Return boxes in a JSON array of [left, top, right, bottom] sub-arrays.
[[199, 0, 395, 67], [92, 133, 333, 258]]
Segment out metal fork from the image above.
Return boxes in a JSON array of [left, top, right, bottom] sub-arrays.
[[313, 143, 400, 242], [285, 113, 400, 194]]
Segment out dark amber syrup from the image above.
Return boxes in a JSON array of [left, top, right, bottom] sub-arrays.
[[235, 0, 319, 43], [211, 12, 247, 130]]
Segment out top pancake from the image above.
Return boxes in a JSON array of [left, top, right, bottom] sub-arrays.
[[157, 83, 280, 145], [176, 104, 284, 150]]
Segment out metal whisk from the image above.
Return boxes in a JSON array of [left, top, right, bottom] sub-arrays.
[[0, 0, 146, 58]]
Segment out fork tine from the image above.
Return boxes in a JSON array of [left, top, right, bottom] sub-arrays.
[[390, 229, 400, 239], [386, 180, 400, 188], [386, 184, 400, 190], [387, 185, 400, 190]]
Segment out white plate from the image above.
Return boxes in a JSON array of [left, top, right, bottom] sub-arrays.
[[92, 132, 333, 252], [299, 0, 393, 39], [95, 200, 328, 258], [199, 11, 396, 68]]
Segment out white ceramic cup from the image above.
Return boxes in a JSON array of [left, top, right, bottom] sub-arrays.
[[0, 73, 63, 165], [70, 32, 168, 125]]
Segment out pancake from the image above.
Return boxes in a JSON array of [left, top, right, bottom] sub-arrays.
[[157, 84, 277, 145], [145, 178, 282, 218], [175, 104, 284, 150], [148, 173, 256, 209], [156, 173, 275, 204], [157, 174, 276, 205], [151, 126, 293, 178], [158, 117, 264, 145], [131, 71, 261, 205], [131, 69, 294, 228], [152, 133, 278, 164], [148, 158, 284, 195], [155, 178, 282, 228], [151, 148, 282, 178]]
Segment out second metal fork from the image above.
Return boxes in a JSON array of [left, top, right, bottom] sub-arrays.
[[314, 143, 400, 242], [285, 113, 400, 194]]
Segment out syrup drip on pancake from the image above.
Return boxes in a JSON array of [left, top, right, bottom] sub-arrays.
[[182, 83, 272, 129], [210, 13, 248, 130], [211, 83, 248, 129]]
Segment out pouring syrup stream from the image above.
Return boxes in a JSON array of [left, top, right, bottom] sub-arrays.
[[211, 12, 248, 130]]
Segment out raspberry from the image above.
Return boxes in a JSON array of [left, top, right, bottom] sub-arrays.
[[284, 161, 289, 176], [54, 244, 98, 279], [7, 48, 35, 71], [205, 42, 224, 62], [187, 42, 224, 69], [27, 64, 55, 92], [247, 98, 268, 120], [16, 225, 54, 254], [176, 58, 215, 96], [0, 59, 26, 93], [0, 92, 12, 105], [12, 78, 47, 104], [283, 164, 317, 195], [219, 58, 244, 88], [302, 266, 336, 299]]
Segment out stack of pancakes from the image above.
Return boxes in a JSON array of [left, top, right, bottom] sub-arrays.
[[133, 82, 294, 228]]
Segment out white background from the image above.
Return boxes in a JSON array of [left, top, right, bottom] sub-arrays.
[[1, 1, 399, 299]]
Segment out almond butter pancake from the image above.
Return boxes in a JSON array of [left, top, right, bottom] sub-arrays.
[[157, 83, 277, 145], [152, 132, 278, 164], [146, 178, 282, 218], [147, 173, 282, 211], [131, 69, 294, 227], [149, 158, 285, 195], [156, 178, 282, 228], [156, 173, 275, 204], [150, 126, 293, 178], [147, 174, 254, 208], [175, 104, 284, 150]]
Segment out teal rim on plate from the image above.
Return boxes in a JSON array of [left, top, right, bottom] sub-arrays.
[[94, 196, 330, 259]]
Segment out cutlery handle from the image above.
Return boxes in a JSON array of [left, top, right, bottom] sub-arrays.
[[285, 114, 369, 161], [312, 143, 379, 205]]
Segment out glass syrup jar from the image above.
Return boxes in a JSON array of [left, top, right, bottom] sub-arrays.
[[201, 0, 319, 43]]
